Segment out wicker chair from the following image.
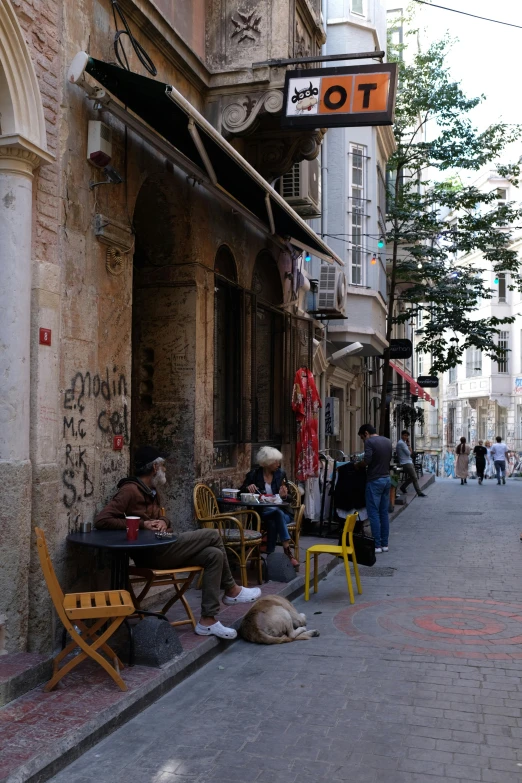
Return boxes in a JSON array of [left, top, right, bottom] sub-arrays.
[[286, 503, 305, 564], [193, 483, 263, 586]]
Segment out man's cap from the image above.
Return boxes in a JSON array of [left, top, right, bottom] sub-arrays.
[[134, 446, 169, 471]]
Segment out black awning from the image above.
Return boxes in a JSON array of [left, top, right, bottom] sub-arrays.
[[83, 57, 341, 265]]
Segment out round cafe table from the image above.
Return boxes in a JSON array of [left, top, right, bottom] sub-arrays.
[[67, 529, 175, 590], [217, 498, 291, 511]]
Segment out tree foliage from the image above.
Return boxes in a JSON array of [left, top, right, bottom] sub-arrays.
[[379, 19, 522, 432]]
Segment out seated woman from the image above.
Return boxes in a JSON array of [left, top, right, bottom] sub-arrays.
[[239, 447, 298, 567]]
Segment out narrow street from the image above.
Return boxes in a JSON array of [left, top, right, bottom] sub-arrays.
[[50, 478, 522, 783]]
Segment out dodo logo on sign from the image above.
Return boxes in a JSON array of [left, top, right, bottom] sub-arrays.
[[282, 64, 397, 129]]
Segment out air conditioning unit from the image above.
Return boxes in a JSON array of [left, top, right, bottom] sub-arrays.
[[279, 159, 321, 218], [317, 264, 347, 316]]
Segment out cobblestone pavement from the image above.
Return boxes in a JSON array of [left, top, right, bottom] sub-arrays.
[[50, 478, 522, 783]]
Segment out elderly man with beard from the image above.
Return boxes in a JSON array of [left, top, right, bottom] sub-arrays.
[[94, 446, 261, 640]]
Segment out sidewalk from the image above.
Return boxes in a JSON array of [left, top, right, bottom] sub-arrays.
[[0, 478, 436, 783], [48, 475, 522, 783], [0, 535, 338, 783]]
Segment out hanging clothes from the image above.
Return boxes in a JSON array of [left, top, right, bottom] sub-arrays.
[[292, 367, 322, 481]]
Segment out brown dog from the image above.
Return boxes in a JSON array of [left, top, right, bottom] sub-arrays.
[[240, 594, 320, 644]]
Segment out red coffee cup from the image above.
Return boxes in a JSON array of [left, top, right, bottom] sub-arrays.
[[126, 517, 140, 541]]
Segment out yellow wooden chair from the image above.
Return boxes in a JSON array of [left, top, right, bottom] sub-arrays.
[[304, 513, 362, 604], [35, 527, 134, 692], [193, 483, 263, 586], [128, 565, 203, 630]]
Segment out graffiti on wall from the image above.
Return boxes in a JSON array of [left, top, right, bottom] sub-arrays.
[[62, 367, 128, 511]]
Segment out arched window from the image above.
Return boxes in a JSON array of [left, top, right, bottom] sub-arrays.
[[252, 251, 283, 305], [214, 245, 237, 282], [252, 252, 284, 445], [214, 247, 240, 460]]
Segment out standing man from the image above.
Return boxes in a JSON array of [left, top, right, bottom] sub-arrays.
[[473, 440, 487, 485], [357, 424, 392, 554], [490, 436, 511, 485], [397, 430, 427, 497]]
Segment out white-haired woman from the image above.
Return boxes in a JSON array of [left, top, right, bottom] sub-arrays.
[[239, 447, 298, 567]]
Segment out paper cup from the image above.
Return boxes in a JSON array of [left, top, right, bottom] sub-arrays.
[[126, 517, 140, 541]]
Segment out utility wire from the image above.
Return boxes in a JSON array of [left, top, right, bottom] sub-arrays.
[[412, 0, 522, 30]]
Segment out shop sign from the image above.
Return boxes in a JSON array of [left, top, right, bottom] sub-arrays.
[[281, 64, 397, 129], [389, 339, 413, 359], [515, 377, 522, 394], [417, 376, 439, 388]]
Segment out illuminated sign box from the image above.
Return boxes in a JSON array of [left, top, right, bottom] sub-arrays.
[[281, 64, 397, 129]]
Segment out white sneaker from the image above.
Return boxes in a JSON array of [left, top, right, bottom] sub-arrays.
[[222, 586, 261, 605], [195, 621, 237, 639], [382, 546, 389, 552], [375, 547, 383, 554]]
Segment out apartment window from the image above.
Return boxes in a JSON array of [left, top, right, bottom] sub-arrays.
[[497, 187, 508, 203], [447, 406, 456, 445], [416, 352, 424, 377], [497, 331, 509, 373], [416, 308, 423, 330], [350, 145, 366, 286], [466, 346, 482, 377], [429, 407, 438, 437], [351, 0, 364, 15], [377, 163, 386, 228], [497, 272, 507, 303], [449, 366, 457, 383]]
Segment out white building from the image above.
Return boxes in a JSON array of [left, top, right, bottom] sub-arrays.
[[436, 170, 522, 472], [305, 0, 394, 456]]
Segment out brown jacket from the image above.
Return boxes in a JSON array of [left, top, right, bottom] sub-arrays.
[[94, 478, 170, 530]]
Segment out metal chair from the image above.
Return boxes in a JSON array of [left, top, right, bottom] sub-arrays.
[[193, 483, 263, 586], [35, 527, 134, 692]]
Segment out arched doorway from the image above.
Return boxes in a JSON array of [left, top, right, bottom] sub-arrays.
[[131, 172, 199, 530]]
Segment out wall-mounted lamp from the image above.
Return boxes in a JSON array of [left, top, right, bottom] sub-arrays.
[[329, 342, 363, 361], [89, 165, 124, 190]]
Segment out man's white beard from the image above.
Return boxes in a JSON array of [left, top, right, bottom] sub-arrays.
[[151, 468, 167, 487]]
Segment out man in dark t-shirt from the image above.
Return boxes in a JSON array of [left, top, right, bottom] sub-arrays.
[[358, 424, 392, 553], [473, 440, 487, 485]]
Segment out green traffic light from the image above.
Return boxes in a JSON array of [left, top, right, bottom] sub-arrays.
[[378, 238, 385, 248]]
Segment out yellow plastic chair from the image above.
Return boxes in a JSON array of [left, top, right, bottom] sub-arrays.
[[305, 513, 362, 604]]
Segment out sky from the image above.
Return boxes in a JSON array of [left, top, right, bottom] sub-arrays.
[[414, 0, 522, 166]]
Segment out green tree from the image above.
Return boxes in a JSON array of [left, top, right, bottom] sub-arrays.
[[379, 25, 522, 435]]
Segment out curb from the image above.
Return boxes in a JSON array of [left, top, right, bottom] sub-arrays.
[[9, 553, 340, 783], [390, 473, 436, 522]]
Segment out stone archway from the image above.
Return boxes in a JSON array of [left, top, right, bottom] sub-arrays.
[[0, 0, 52, 653]]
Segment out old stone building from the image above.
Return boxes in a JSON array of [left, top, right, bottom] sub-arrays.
[[0, 0, 342, 654]]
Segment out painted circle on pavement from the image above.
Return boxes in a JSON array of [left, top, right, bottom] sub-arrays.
[[334, 597, 522, 659]]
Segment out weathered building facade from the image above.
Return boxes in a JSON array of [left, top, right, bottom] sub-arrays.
[[0, 0, 340, 654]]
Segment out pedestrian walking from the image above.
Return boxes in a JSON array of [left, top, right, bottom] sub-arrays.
[[485, 441, 494, 479], [490, 436, 511, 485], [397, 429, 427, 497], [357, 424, 392, 554], [455, 437, 470, 485], [473, 440, 487, 485]]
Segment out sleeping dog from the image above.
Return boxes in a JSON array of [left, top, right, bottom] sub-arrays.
[[240, 595, 320, 644]]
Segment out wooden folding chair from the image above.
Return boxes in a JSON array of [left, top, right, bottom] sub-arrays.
[[128, 566, 203, 629], [193, 483, 263, 586], [35, 527, 134, 692]]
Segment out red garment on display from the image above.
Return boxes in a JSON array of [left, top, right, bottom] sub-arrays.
[[292, 367, 322, 481]]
